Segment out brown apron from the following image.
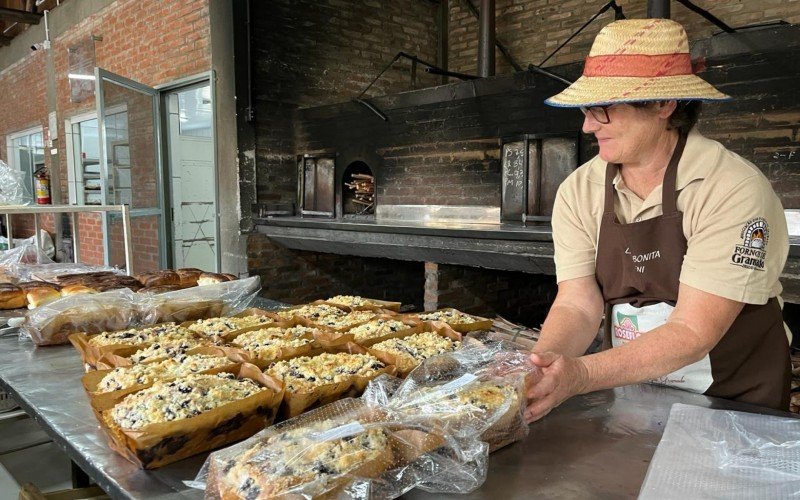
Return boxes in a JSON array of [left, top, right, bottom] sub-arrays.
[[595, 133, 791, 410]]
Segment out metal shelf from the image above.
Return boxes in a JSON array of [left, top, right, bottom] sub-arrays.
[[0, 204, 134, 275]]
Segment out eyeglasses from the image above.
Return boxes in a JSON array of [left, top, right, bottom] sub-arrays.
[[580, 105, 611, 124]]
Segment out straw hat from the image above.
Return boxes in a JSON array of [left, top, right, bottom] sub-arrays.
[[545, 18, 730, 107]]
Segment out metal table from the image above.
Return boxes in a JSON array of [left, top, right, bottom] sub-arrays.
[[0, 323, 795, 499]]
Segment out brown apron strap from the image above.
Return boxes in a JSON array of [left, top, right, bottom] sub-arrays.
[[603, 162, 618, 216], [662, 132, 688, 216]]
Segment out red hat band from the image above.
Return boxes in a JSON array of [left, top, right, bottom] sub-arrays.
[[583, 53, 693, 78]]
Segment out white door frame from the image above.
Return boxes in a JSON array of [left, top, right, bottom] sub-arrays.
[[157, 71, 220, 272]]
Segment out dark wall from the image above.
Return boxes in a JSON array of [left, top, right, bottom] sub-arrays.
[[250, 0, 440, 207]]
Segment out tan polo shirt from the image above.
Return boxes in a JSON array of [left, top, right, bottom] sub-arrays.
[[553, 128, 788, 305]]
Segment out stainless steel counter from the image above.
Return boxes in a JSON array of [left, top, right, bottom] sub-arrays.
[[0, 326, 794, 499]]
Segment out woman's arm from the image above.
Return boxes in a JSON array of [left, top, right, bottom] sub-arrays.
[[525, 282, 744, 422], [533, 275, 605, 357]]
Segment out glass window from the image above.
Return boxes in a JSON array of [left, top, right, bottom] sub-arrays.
[[70, 111, 129, 205], [178, 86, 212, 138], [8, 129, 44, 201]]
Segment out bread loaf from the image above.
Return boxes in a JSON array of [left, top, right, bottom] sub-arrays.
[[27, 288, 62, 309], [0, 284, 25, 310], [197, 272, 231, 286]]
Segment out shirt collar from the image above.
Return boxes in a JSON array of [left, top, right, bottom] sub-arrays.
[[588, 127, 710, 191]]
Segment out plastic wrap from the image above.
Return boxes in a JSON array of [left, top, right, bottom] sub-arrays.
[[639, 403, 800, 499], [362, 339, 537, 452], [138, 276, 260, 324], [195, 398, 488, 500], [22, 288, 140, 346], [0, 160, 32, 205]]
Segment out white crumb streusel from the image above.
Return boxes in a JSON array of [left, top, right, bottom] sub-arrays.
[[275, 304, 345, 321], [348, 318, 410, 342], [188, 316, 272, 337], [110, 373, 265, 430], [267, 353, 386, 391], [233, 326, 317, 359], [128, 339, 209, 364], [97, 354, 235, 393], [326, 295, 373, 307], [312, 311, 376, 329], [88, 323, 195, 347], [418, 309, 479, 325], [370, 332, 461, 369]]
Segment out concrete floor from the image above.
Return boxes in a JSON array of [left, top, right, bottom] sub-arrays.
[[0, 406, 73, 500]]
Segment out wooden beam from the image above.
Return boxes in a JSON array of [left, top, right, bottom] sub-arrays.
[[0, 7, 42, 25]]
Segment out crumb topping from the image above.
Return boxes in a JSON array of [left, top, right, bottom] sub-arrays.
[[97, 354, 234, 393], [418, 309, 480, 325], [348, 318, 410, 342], [267, 353, 385, 391], [88, 323, 195, 347]]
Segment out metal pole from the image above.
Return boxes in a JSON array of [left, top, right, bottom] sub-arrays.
[[477, 0, 495, 77], [4, 215, 11, 249], [33, 213, 40, 259], [121, 205, 133, 276], [647, 0, 670, 19], [70, 212, 80, 264]]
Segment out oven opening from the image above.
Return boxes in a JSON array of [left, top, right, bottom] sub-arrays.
[[342, 161, 375, 217]]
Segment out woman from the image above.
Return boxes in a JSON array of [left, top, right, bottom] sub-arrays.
[[525, 18, 792, 421]]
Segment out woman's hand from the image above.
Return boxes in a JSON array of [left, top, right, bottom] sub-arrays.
[[524, 352, 590, 423]]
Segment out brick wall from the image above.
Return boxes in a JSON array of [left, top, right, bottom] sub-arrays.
[[251, 0, 440, 207], [0, 0, 212, 269], [248, 233, 425, 310], [425, 262, 557, 328], [377, 139, 501, 206], [448, 0, 800, 75]]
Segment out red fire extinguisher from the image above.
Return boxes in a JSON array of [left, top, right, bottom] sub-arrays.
[[34, 167, 51, 205]]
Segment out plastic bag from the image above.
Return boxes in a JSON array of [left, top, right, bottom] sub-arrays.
[[640, 403, 800, 499], [0, 160, 32, 205], [21, 288, 140, 346], [138, 276, 261, 325], [362, 339, 536, 452], [195, 398, 488, 499], [0, 243, 56, 282]]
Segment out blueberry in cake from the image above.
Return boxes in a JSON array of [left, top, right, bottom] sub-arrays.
[[233, 326, 317, 360], [218, 419, 391, 498], [96, 354, 236, 393], [418, 310, 479, 325], [110, 373, 266, 430], [274, 304, 345, 321], [266, 353, 387, 392], [370, 332, 461, 374], [88, 323, 195, 347], [188, 316, 273, 337], [348, 318, 410, 343], [326, 295, 374, 308], [128, 339, 208, 364]]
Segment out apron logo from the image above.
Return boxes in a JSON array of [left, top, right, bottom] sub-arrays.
[[613, 312, 639, 341], [626, 248, 661, 273], [731, 217, 769, 271]]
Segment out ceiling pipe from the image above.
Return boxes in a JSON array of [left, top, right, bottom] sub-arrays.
[[477, 0, 495, 77], [647, 0, 670, 19]]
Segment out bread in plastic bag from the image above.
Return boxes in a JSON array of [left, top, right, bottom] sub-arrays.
[[98, 364, 284, 469], [362, 337, 537, 452], [138, 276, 261, 325], [195, 397, 488, 500], [22, 288, 140, 346]]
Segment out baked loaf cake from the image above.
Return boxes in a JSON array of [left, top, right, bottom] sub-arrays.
[[326, 295, 375, 308], [128, 339, 208, 364], [26, 287, 61, 309], [313, 311, 376, 329], [109, 373, 266, 430], [216, 419, 391, 498], [135, 270, 181, 287], [197, 272, 232, 286], [418, 310, 480, 325], [370, 332, 461, 374], [188, 316, 273, 337], [88, 323, 195, 347], [176, 268, 202, 286], [96, 354, 235, 393], [274, 304, 345, 322], [348, 318, 410, 343], [267, 353, 386, 392], [233, 326, 317, 359]]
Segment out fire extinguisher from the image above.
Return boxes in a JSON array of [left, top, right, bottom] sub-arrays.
[[34, 167, 51, 205]]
